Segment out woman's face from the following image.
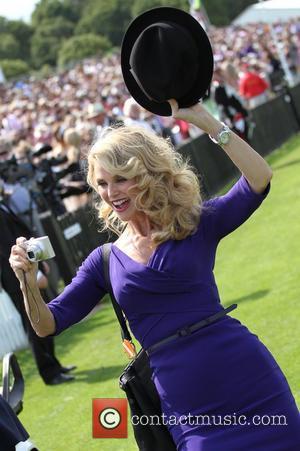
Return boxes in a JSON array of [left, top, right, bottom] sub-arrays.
[[94, 165, 139, 220]]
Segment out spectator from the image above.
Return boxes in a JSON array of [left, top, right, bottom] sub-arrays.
[[238, 64, 269, 109], [122, 97, 153, 131], [213, 66, 250, 141], [264, 49, 285, 93], [87, 102, 113, 139], [0, 200, 76, 385], [61, 128, 90, 212]]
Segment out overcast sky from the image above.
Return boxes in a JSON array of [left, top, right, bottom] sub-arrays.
[[0, 0, 38, 22]]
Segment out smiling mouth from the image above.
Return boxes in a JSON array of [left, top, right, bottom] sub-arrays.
[[112, 199, 130, 211]]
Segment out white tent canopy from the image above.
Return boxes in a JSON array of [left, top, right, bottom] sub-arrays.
[[233, 0, 300, 25]]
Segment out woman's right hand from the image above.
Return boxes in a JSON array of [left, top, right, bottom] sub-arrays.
[[168, 99, 221, 136], [9, 237, 38, 287]]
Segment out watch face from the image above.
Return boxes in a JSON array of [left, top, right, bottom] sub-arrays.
[[219, 130, 230, 145]]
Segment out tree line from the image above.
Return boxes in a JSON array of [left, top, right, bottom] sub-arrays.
[[0, 0, 255, 80]]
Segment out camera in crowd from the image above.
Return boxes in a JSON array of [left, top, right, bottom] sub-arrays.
[[0, 144, 88, 215], [25, 236, 55, 263]]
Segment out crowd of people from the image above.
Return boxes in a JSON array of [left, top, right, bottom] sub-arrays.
[[0, 17, 299, 215], [212, 18, 300, 87], [0, 18, 299, 136]]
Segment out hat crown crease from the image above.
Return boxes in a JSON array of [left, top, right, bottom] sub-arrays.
[[129, 21, 200, 103]]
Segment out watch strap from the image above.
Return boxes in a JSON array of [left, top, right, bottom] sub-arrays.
[[209, 122, 231, 146]]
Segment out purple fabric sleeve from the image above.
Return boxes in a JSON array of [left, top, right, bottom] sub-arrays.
[[203, 175, 270, 241], [48, 247, 107, 335]]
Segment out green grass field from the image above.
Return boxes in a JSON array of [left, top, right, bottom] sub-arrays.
[[10, 134, 300, 450]]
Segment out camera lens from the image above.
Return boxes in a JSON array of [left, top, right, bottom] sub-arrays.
[[27, 243, 43, 262]]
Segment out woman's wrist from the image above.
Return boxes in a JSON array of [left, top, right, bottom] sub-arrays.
[[20, 278, 39, 294], [193, 115, 223, 137], [185, 105, 222, 135], [205, 120, 224, 139]]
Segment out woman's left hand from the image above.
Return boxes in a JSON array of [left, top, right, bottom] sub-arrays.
[[168, 99, 221, 136]]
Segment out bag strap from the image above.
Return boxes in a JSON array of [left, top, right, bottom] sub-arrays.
[[102, 243, 136, 357]]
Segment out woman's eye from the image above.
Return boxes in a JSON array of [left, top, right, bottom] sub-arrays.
[[97, 181, 107, 187], [116, 177, 127, 183]]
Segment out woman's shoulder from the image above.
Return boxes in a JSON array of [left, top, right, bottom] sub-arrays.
[[80, 246, 104, 273], [70, 245, 107, 290]]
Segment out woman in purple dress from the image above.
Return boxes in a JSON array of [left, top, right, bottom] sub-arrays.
[[9, 100, 300, 450]]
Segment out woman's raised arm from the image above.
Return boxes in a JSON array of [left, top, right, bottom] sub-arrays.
[[168, 99, 273, 194]]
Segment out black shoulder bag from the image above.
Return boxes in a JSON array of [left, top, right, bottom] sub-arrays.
[[102, 243, 176, 451], [102, 243, 237, 451]]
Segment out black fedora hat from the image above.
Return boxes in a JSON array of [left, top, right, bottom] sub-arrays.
[[121, 7, 214, 116]]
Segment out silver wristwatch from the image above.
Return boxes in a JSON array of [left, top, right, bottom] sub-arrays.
[[209, 122, 231, 146]]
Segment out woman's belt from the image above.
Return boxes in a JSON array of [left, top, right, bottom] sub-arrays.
[[146, 303, 237, 355]]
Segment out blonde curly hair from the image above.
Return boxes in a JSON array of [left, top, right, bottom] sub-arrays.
[[87, 125, 202, 245]]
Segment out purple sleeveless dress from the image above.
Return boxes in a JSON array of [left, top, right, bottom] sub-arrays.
[[48, 176, 300, 450]]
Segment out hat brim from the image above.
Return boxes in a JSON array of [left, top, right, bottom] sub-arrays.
[[121, 7, 214, 116]]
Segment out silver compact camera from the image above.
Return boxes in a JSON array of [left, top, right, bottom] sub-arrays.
[[25, 236, 55, 262]]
